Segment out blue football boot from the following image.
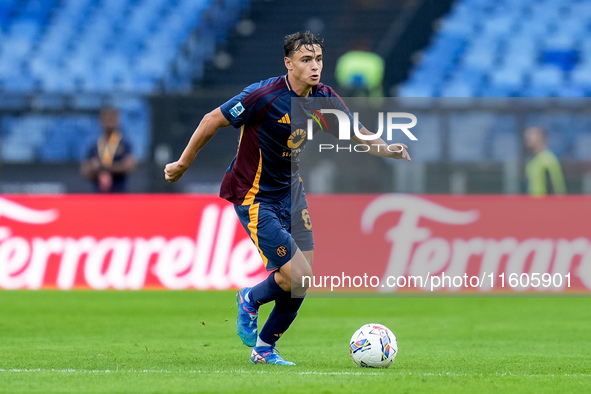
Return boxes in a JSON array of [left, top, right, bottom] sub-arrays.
[[236, 288, 258, 347], [250, 346, 295, 366]]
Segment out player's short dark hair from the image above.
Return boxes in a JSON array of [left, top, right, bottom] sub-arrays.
[[284, 31, 324, 58]]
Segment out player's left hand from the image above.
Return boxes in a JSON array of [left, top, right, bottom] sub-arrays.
[[164, 161, 187, 182], [388, 143, 411, 161]]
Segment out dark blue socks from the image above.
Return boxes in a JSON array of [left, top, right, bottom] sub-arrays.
[[248, 271, 306, 347], [258, 293, 305, 346], [248, 272, 286, 306]]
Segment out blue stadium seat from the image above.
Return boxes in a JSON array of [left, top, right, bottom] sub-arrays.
[[440, 81, 476, 97], [489, 68, 525, 95], [555, 84, 587, 97], [529, 66, 565, 92], [450, 66, 486, 87], [500, 52, 537, 73], [397, 82, 437, 98], [0, 0, 247, 95], [570, 65, 591, 92], [400, 0, 590, 100], [479, 85, 514, 97], [542, 35, 579, 71]]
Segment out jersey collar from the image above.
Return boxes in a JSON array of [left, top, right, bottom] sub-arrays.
[[284, 74, 314, 97]]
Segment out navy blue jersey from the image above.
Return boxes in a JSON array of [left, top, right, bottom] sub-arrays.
[[219, 75, 354, 205]]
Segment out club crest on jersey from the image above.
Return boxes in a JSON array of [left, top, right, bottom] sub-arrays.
[[229, 102, 245, 118], [276, 245, 288, 257]]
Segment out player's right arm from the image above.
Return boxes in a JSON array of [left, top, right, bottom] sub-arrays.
[[164, 107, 230, 182]]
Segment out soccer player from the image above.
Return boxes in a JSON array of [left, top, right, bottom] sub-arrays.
[[164, 31, 411, 365]]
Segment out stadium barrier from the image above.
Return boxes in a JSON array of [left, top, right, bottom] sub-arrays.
[[0, 194, 589, 294]]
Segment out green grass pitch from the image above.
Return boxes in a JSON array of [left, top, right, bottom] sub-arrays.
[[0, 291, 589, 393]]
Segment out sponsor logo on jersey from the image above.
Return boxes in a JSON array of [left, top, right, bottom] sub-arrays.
[[287, 129, 307, 149]]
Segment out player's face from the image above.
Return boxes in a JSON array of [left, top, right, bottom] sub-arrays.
[[100, 109, 119, 131], [524, 127, 544, 151], [285, 44, 323, 88]]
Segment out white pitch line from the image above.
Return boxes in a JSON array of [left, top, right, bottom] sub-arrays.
[[0, 368, 589, 378]]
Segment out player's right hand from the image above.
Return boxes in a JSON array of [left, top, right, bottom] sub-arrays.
[[389, 143, 411, 161], [164, 161, 186, 183]]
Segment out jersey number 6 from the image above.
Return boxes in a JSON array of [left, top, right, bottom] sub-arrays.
[[301, 209, 312, 230]]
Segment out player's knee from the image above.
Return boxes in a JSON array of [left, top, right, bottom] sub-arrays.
[[274, 269, 291, 291], [292, 264, 313, 293], [302, 250, 314, 266]]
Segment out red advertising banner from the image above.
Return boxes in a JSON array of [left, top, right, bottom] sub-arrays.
[[1, 194, 590, 293], [310, 195, 591, 293], [0, 195, 266, 290]]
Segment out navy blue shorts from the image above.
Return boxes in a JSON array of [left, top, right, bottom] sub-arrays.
[[234, 181, 314, 271]]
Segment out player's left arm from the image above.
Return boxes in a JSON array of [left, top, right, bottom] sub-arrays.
[[352, 127, 411, 161]]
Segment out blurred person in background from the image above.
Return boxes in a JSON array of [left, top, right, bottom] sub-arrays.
[[335, 39, 384, 98], [81, 107, 137, 193], [524, 126, 566, 196]]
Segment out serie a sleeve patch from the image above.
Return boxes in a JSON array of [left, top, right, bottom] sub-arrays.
[[229, 102, 245, 118]]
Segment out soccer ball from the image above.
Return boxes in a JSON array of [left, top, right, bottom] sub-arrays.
[[349, 323, 398, 368]]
